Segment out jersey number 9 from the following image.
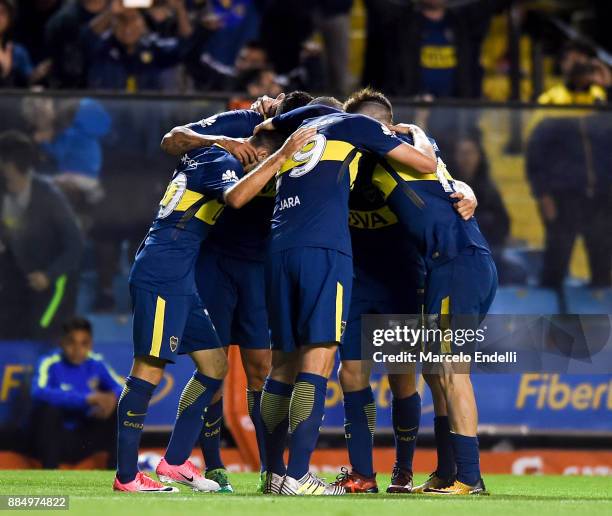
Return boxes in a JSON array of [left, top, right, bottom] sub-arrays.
[[289, 133, 327, 178], [158, 172, 187, 219]]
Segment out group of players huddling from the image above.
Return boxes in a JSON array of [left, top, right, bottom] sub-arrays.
[[112, 88, 497, 496]]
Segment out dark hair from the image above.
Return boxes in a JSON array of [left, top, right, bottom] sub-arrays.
[[0, 130, 35, 173], [276, 90, 313, 115], [62, 317, 93, 336], [250, 129, 286, 154], [244, 40, 266, 52], [308, 96, 343, 110], [344, 87, 393, 121], [560, 41, 594, 61]]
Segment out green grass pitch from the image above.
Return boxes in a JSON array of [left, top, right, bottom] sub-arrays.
[[1, 471, 611, 516]]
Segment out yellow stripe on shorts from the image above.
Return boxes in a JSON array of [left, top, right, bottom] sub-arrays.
[[335, 281, 344, 342], [150, 296, 166, 357], [440, 295, 451, 354]]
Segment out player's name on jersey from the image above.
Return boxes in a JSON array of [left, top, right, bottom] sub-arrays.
[[371, 350, 518, 364]]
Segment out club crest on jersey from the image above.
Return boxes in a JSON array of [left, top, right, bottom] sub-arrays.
[[222, 170, 239, 183], [169, 336, 179, 352]]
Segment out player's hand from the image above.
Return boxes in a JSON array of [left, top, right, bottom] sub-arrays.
[[387, 123, 417, 135], [27, 271, 50, 291], [219, 137, 259, 166], [279, 127, 317, 160], [253, 118, 276, 134], [450, 191, 477, 220], [251, 93, 285, 118], [87, 391, 117, 420]]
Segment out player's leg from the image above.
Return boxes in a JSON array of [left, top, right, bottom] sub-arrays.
[[411, 373, 455, 492], [386, 371, 420, 493], [194, 248, 235, 490], [240, 347, 272, 474], [260, 249, 298, 493], [424, 252, 497, 495], [281, 248, 351, 496], [157, 294, 227, 492], [282, 343, 342, 495], [334, 358, 378, 493], [261, 349, 298, 493], [233, 258, 273, 481], [114, 286, 181, 492]]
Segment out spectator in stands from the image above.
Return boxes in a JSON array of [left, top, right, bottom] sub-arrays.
[[38, 98, 112, 232], [44, 0, 108, 88], [450, 133, 525, 284], [30, 317, 122, 469], [538, 41, 611, 105], [527, 112, 611, 288], [187, 39, 268, 91], [313, 0, 353, 96], [144, 0, 194, 39], [0, 131, 84, 339], [85, 2, 192, 91], [259, 0, 312, 75], [363, 0, 509, 98], [197, 0, 260, 66], [13, 0, 62, 66], [0, 0, 34, 87]]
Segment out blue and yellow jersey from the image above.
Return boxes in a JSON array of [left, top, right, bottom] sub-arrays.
[[185, 108, 263, 140], [349, 134, 441, 284], [269, 107, 404, 255], [129, 145, 242, 295], [192, 109, 275, 262], [372, 140, 490, 270]]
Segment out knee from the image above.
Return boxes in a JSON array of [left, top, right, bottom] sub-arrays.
[[338, 362, 370, 392], [246, 363, 269, 391], [388, 374, 417, 398]]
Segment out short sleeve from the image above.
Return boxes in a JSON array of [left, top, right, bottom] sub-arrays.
[[346, 114, 403, 156], [187, 110, 263, 138], [272, 105, 341, 133], [197, 154, 244, 201]]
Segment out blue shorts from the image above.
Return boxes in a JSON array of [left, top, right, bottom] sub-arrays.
[[424, 249, 498, 354], [130, 285, 222, 363], [266, 247, 353, 351], [341, 268, 424, 361], [195, 247, 270, 349]]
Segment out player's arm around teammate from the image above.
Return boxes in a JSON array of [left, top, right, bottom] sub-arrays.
[[224, 127, 316, 208]]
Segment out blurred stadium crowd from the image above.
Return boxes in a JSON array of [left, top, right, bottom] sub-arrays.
[[0, 0, 610, 342]]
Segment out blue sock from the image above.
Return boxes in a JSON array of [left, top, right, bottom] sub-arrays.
[[391, 392, 420, 471], [165, 371, 222, 465], [450, 433, 480, 485], [286, 372, 327, 479], [199, 397, 224, 471], [343, 387, 375, 477], [247, 389, 267, 472], [116, 376, 156, 483], [260, 378, 292, 476], [434, 415, 455, 478]]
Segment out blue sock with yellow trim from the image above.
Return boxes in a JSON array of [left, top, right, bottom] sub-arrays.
[[392, 392, 420, 471], [165, 371, 222, 466], [260, 378, 292, 476], [450, 432, 480, 485], [434, 415, 455, 478], [116, 376, 156, 483], [247, 389, 267, 472], [199, 397, 224, 471], [286, 372, 327, 479], [343, 387, 376, 477]]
